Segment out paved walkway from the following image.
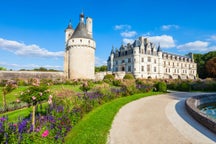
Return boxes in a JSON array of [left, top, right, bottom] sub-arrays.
[[108, 92, 216, 144]]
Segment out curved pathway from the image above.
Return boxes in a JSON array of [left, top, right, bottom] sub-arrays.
[[108, 92, 216, 144]]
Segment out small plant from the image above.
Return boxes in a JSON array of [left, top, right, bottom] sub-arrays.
[[79, 80, 93, 93], [2, 80, 17, 111], [123, 73, 134, 79], [155, 81, 167, 92], [103, 74, 115, 84]]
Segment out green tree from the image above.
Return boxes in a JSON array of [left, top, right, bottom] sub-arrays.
[[194, 51, 216, 78], [19, 78, 51, 131], [0, 67, 6, 71], [205, 57, 216, 78], [2, 80, 17, 111], [95, 65, 107, 72]]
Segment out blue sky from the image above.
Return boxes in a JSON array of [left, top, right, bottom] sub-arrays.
[[0, 0, 216, 70]]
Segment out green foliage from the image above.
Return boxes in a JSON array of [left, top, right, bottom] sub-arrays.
[[194, 51, 216, 78], [123, 73, 134, 79], [79, 81, 93, 92], [103, 74, 115, 84], [112, 79, 122, 86], [0, 67, 6, 71], [155, 82, 167, 92], [95, 65, 107, 72], [120, 80, 137, 96], [205, 57, 216, 78], [2, 80, 17, 111], [19, 86, 50, 106]]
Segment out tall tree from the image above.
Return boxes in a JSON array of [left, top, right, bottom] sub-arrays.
[[205, 57, 216, 78]]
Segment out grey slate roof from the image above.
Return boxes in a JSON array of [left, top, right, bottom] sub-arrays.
[[71, 21, 92, 39], [133, 39, 141, 47]]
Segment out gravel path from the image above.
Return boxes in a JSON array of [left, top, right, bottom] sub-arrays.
[[108, 92, 216, 144]]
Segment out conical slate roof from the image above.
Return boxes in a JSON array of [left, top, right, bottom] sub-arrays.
[[71, 21, 92, 39]]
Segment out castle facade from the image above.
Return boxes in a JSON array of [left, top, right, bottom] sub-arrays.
[[107, 37, 197, 79], [64, 13, 96, 79]]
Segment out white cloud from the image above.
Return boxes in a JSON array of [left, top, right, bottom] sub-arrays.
[[209, 35, 216, 41], [123, 38, 134, 44], [114, 24, 131, 30], [0, 38, 64, 57], [120, 31, 137, 38], [161, 25, 179, 31], [148, 35, 175, 48], [95, 57, 107, 66], [177, 41, 209, 52]]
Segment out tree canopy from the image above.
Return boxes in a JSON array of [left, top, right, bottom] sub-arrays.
[[194, 51, 216, 78]]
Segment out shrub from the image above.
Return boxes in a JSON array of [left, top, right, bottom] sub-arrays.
[[103, 74, 115, 81], [103, 74, 115, 84], [112, 79, 122, 86], [156, 82, 167, 92], [178, 82, 191, 91], [123, 73, 134, 80], [120, 80, 137, 96]]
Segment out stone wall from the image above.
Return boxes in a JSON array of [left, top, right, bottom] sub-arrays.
[[185, 94, 216, 134], [0, 71, 65, 81], [95, 71, 126, 80]]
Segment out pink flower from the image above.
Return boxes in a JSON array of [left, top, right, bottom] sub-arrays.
[[48, 99, 52, 104], [39, 92, 43, 96], [42, 130, 49, 137], [49, 95, 53, 99], [32, 96, 36, 100], [16, 99, 20, 103]]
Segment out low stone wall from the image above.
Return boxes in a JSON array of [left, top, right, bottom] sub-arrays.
[[185, 94, 216, 134], [0, 71, 65, 81]]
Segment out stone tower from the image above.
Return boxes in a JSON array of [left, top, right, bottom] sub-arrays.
[[64, 13, 96, 79]]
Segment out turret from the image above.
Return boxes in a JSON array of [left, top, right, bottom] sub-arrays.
[[80, 12, 84, 23], [65, 20, 74, 44], [86, 17, 93, 38]]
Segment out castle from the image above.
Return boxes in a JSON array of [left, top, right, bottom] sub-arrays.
[[107, 37, 197, 79], [64, 13, 96, 79], [63, 13, 197, 80]]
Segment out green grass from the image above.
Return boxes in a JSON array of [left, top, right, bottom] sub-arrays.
[[0, 107, 31, 122], [0, 86, 28, 104], [0, 103, 48, 122], [65, 92, 162, 144]]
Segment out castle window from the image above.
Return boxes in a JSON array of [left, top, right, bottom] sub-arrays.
[[121, 67, 125, 71], [154, 67, 156, 72], [80, 39, 82, 42], [128, 58, 131, 63], [147, 65, 150, 72], [128, 66, 131, 72], [154, 59, 156, 64], [122, 60, 125, 64], [141, 66, 144, 71], [142, 57, 144, 62], [88, 40, 90, 44], [72, 40, 74, 42], [148, 57, 151, 62]]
